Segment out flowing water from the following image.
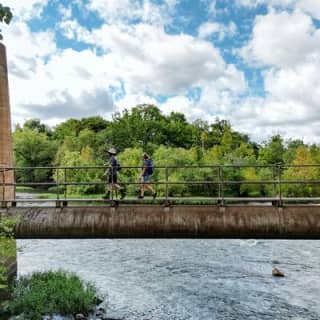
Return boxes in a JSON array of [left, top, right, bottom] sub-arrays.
[[17, 239, 320, 320]]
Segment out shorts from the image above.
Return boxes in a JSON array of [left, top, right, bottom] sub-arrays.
[[108, 174, 118, 184], [142, 175, 151, 183]]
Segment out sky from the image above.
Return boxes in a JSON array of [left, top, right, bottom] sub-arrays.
[[3, 0, 320, 143]]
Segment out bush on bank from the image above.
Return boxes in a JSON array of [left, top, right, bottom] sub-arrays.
[[0, 213, 17, 289], [8, 270, 101, 320]]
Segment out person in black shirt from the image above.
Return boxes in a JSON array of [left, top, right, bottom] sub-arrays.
[[103, 148, 126, 200]]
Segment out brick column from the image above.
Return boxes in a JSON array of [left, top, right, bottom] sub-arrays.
[[0, 43, 16, 300], [0, 42, 14, 204]]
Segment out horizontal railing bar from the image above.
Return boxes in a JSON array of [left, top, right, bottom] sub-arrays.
[[4, 197, 320, 203], [3, 164, 320, 171], [4, 180, 320, 187]]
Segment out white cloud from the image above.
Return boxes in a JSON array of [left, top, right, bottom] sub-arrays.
[[231, 8, 320, 142], [86, 0, 177, 26], [240, 10, 320, 68], [236, 0, 320, 20], [6, 0, 48, 21], [198, 21, 237, 40], [72, 23, 246, 96], [6, 0, 320, 143], [58, 4, 72, 20], [4, 21, 115, 125]]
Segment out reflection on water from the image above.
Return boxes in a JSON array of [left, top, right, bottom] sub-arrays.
[[17, 239, 320, 320]]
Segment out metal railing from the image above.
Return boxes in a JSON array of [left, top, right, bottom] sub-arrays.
[[1, 164, 320, 207]]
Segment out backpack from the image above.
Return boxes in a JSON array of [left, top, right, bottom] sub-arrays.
[[146, 159, 154, 175]]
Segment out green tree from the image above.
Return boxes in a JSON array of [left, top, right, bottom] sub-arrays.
[[283, 146, 318, 196], [23, 119, 50, 135], [13, 129, 57, 183], [54, 146, 103, 195], [258, 134, 285, 164], [0, 4, 12, 40]]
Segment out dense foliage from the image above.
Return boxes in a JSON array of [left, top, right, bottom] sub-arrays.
[[0, 214, 16, 289], [8, 270, 100, 320], [12, 104, 320, 197], [0, 3, 12, 40]]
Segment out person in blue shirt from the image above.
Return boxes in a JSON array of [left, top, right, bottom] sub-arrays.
[[138, 153, 156, 199], [103, 148, 126, 200]]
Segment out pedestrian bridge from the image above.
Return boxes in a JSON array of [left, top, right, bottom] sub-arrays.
[[1, 164, 320, 239]]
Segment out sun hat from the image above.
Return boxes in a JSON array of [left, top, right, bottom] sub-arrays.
[[107, 148, 117, 155]]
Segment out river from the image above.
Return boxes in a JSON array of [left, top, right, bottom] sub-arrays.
[[17, 239, 320, 320]]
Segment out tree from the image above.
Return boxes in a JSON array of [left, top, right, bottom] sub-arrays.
[[258, 135, 285, 164], [54, 146, 103, 195], [283, 146, 318, 196], [23, 118, 51, 135], [13, 129, 57, 183], [0, 4, 12, 40]]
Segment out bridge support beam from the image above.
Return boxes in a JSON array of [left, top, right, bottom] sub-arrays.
[[8, 205, 320, 239]]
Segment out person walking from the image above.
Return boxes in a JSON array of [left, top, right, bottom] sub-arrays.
[[103, 148, 126, 200], [138, 153, 156, 199]]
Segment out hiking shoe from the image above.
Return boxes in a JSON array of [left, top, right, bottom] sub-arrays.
[[138, 195, 144, 199], [152, 192, 157, 199]]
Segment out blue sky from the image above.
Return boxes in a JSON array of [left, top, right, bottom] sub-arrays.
[[3, 0, 320, 142]]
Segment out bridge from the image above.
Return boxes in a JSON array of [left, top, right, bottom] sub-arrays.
[[0, 40, 320, 240], [2, 164, 320, 239]]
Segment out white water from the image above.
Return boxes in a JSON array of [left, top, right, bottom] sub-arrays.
[[17, 239, 320, 320]]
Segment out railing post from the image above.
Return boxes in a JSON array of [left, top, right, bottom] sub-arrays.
[[272, 165, 276, 196], [1, 167, 5, 208], [165, 167, 169, 206], [56, 168, 60, 208], [218, 166, 224, 206], [278, 164, 283, 207], [63, 167, 68, 207], [11, 167, 16, 207], [110, 166, 117, 207]]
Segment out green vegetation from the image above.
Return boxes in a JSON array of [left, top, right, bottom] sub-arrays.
[[0, 4, 12, 40], [0, 214, 16, 289], [7, 270, 100, 320], [12, 104, 320, 198]]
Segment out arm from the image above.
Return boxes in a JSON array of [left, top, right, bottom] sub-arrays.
[[141, 161, 147, 176]]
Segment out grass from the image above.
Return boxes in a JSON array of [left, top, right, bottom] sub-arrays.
[[7, 270, 101, 320]]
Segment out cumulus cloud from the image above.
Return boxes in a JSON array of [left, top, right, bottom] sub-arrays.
[[86, 0, 177, 26], [6, 0, 320, 143], [22, 88, 114, 119], [240, 10, 320, 68], [232, 8, 320, 142], [6, 0, 48, 21], [236, 0, 320, 20], [198, 21, 237, 40], [3, 20, 116, 124], [66, 22, 246, 96]]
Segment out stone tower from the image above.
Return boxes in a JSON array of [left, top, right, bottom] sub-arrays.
[[0, 42, 14, 204]]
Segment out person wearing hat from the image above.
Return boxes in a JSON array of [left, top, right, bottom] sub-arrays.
[[103, 148, 126, 200]]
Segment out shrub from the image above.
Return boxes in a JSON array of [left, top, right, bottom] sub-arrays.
[[8, 270, 101, 320], [0, 214, 17, 289]]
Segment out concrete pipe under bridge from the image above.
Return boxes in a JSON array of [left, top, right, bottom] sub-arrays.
[[7, 205, 320, 239]]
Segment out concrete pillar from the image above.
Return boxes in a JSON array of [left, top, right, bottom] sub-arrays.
[[0, 42, 14, 204], [0, 43, 16, 301]]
